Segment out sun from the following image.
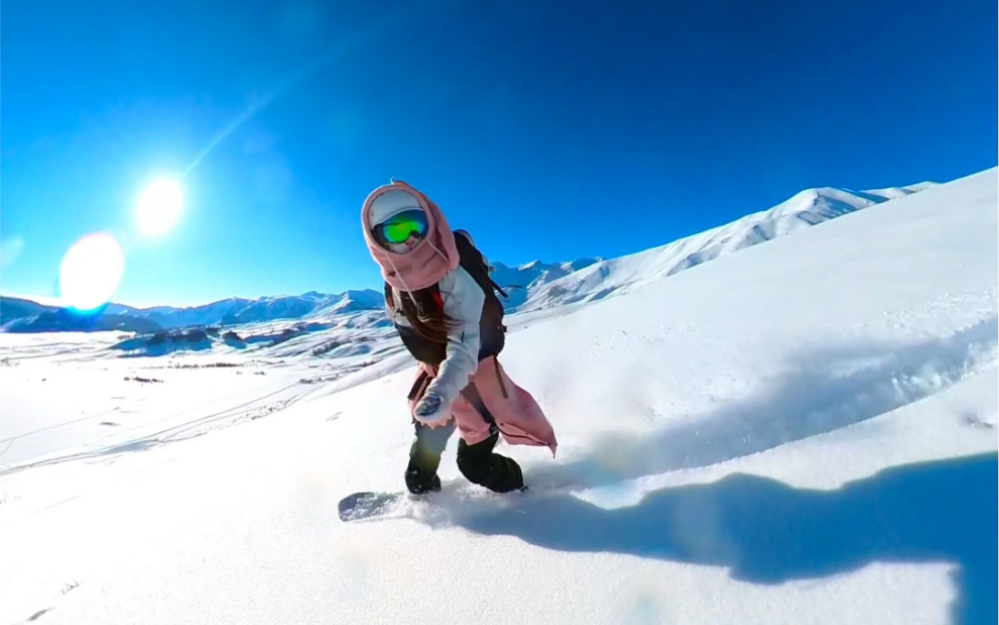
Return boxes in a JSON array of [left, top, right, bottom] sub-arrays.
[[136, 178, 184, 235]]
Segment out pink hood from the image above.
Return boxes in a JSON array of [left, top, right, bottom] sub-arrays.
[[361, 181, 459, 292]]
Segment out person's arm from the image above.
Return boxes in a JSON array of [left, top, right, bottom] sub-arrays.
[[416, 266, 483, 420]]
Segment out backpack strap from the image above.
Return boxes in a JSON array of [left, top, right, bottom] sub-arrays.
[[488, 276, 509, 299], [454, 231, 509, 301]]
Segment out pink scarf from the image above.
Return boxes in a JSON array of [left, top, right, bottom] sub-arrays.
[[361, 181, 460, 291]]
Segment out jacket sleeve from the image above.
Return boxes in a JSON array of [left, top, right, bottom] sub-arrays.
[[423, 265, 484, 404]]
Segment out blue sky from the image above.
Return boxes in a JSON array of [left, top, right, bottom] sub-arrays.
[[2, 0, 995, 308]]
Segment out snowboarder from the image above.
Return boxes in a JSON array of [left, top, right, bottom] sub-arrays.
[[361, 180, 557, 495]]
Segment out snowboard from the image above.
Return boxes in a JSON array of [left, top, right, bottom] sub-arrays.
[[338, 484, 552, 522]]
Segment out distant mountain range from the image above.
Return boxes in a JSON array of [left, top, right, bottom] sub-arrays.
[[1, 297, 164, 333], [102, 290, 387, 329], [0, 182, 935, 333]]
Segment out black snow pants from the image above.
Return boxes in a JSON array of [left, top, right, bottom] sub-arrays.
[[404, 382, 524, 495]]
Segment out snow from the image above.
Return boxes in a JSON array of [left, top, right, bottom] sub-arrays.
[[0, 168, 995, 625]]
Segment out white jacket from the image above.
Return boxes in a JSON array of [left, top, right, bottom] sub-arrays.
[[388, 265, 484, 405]]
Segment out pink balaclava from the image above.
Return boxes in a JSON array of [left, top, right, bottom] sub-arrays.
[[361, 180, 459, 292]]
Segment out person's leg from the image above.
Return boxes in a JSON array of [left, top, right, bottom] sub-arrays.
[[455, 431, 524, 492], [403, 367, 453, 494], [454, 381, 524, 492], [404, 419, 454, 494]]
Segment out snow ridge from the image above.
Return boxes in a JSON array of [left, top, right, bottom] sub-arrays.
[[515, 183, 935, 312]]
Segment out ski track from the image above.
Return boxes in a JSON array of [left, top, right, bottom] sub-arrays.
[[0, 382, 309, 477]]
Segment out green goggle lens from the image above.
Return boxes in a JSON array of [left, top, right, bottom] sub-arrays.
[[378, 209, 428, 244]]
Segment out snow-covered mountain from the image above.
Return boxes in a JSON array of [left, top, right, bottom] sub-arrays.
[[0, 296, 164, 333], [513, 183, 936, 311], [101, 290, 388, 329], [1, 182, 934, 333], [0, 296, 55, 326], [488, 257, 603, 309]]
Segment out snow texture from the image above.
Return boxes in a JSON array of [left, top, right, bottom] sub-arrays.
[[0, 169, 994, 625]]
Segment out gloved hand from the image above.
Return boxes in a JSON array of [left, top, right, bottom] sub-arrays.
[[413, 392, 452, 425]]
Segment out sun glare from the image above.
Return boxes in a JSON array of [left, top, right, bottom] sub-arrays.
[[59, 233, 125, 311], [136, 178, 184, 235]]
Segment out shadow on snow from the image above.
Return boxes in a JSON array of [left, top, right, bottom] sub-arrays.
[[428, 319, 998, 624], [459, 453, 998, 625]]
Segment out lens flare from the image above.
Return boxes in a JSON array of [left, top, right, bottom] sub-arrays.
[[59, 233, 125, 311], [0, 236, 25, 269]]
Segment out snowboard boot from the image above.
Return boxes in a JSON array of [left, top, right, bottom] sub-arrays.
[[404, 419, 454, 495], [404, 465, 442, 495], [456, 432, 525, 493]]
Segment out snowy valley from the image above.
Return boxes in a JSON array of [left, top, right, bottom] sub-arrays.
[[0, 169, 995, 625]]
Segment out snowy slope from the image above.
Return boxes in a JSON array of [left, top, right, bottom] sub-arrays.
[[516, 183, 936, 311], [0, 170, 994, 625]]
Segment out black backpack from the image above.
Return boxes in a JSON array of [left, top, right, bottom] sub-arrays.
[[452, 230, 508, 313]]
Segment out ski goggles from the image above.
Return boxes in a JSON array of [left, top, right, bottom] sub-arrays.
[[374, 209, 429, 245]]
